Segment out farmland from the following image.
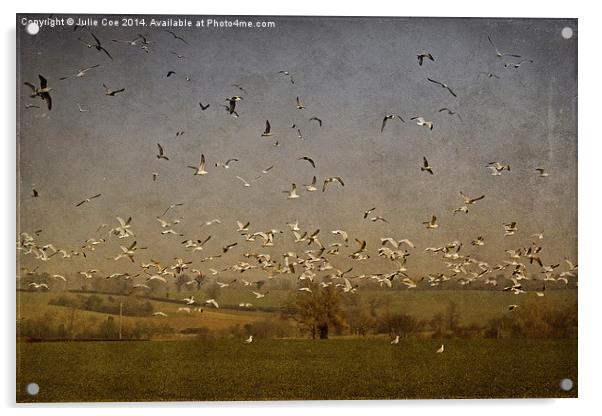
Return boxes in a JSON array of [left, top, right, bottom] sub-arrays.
[[17, 338, 577, 402]]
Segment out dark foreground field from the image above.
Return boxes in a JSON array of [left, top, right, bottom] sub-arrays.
[[17, 338, 577, 402]]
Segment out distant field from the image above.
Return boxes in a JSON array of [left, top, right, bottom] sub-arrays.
[[17, 288, 578, 330], [17, 338, 577, 402], [17, 291, 273, 333]]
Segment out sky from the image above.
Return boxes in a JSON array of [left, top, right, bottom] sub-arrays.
[[17, 15, 577, 281]]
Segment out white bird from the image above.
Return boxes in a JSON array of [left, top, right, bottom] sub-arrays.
[[182, 295, 195, 305], [252, 291, 266, 299], [391, 335, 400, 345], [188, 154, 208, 175], [153, 312, 168, 317], [535, 168, 549, 177], [423, 215, 438, 230], [411, 116, 434, 130], [283, 183, 300, 199], [436, 344, 445, 354], [244, 335, 254, 343], [205, 299, 219, 308]]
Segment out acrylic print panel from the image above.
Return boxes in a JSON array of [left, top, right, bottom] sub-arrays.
[[16, 14, 577, 402]]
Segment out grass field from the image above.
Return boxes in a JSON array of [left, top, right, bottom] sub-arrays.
[[17, 288, 578, 332], [16, 338, 577, 402]]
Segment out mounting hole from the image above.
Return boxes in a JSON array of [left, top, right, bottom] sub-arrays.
[[25, 22, 40, 36], [560, 378, 573, 391], [26, 382, 39, 396], [561, 27, 573, 39]]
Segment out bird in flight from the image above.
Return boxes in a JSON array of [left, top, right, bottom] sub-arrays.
[[479, 71, 501, 79], [411, 116, 434, 130], [59, 64, 101, 80], [78, 33, 113, 59], [76, 193, 102, 207], [438, 108, 463, 122], [363, 207, 376, 219], [427, 78, 457, 97], [309, 117, 323, 127], [102, 83, 125, 96], [504, 59, 534, 69], [261, 120, 272, 137], [31, 189, 39, 198], [283, 183, 301, 199], [188, 154, 208, 175], [215, 158, 239, 169], [277, 70, 294, 84], [298, 156, 316, 168], [322, 177, 344, 192], [423, 215, 439, 230], [296, 96, 306, 110], [417, 52, 434, 66], [156, 144, 169, 160], [487, 35, 521, 58], [165, 30, 188, 44], [421, 156, 434, 175], [199, 101, 210, 111], [223, 96, 242, 117], [381, 114, 405, 133], [460, 191, 485, 205], [24, 75, 52, 110], [535, 168, 549, 177]]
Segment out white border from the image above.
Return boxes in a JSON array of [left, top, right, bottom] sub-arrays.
[[3, 0, 601, 414]]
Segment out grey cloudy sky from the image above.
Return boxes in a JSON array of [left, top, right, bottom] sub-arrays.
[[17, 15, 577, 279]]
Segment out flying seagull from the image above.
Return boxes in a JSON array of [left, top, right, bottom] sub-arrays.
[[102, 83, 125, 96], [309, 117, 323, 127], [460, 191, 485, 205], [298, 156, 316, 168], [504, 59, 534, 69], [421, 156, 434, 175], [165, 30, 188, 44], [322, 177, 345, 192], [363, 207, 376, 219], [199, 101, 210, 111], [423, 215, 439, 230], [261, 120, 272, 137], [78, 33, 113, 59], [277, 70, 294, 84], [417, 52, 434, 66], [535, 168, 549, 177], [296, 96, 306, 109], [283, 183, 301, 199], [24, 75, 52, 110], [381, 114, 405, 133], [76, 193, 102, 207], [215, 158, 239, 169], [487, 35, 521, 58], [438, 108, 463, 122], [427, 78, 457, 97], [156, 143, 169, 160], [59, 64, 100, 80], [410, 116, 434, 130], [188, 154, 208, 175]]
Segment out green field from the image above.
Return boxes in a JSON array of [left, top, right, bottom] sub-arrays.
[[17, 338, 577, 402], [17, 288, 578, 331]]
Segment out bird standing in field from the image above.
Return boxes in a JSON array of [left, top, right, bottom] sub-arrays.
[[244, 335, 253, 343], [436, 344, 445, 353], [391, 335, 400, 344]]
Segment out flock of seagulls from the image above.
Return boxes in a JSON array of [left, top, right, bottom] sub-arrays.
[[19, 27, 576, 345]]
